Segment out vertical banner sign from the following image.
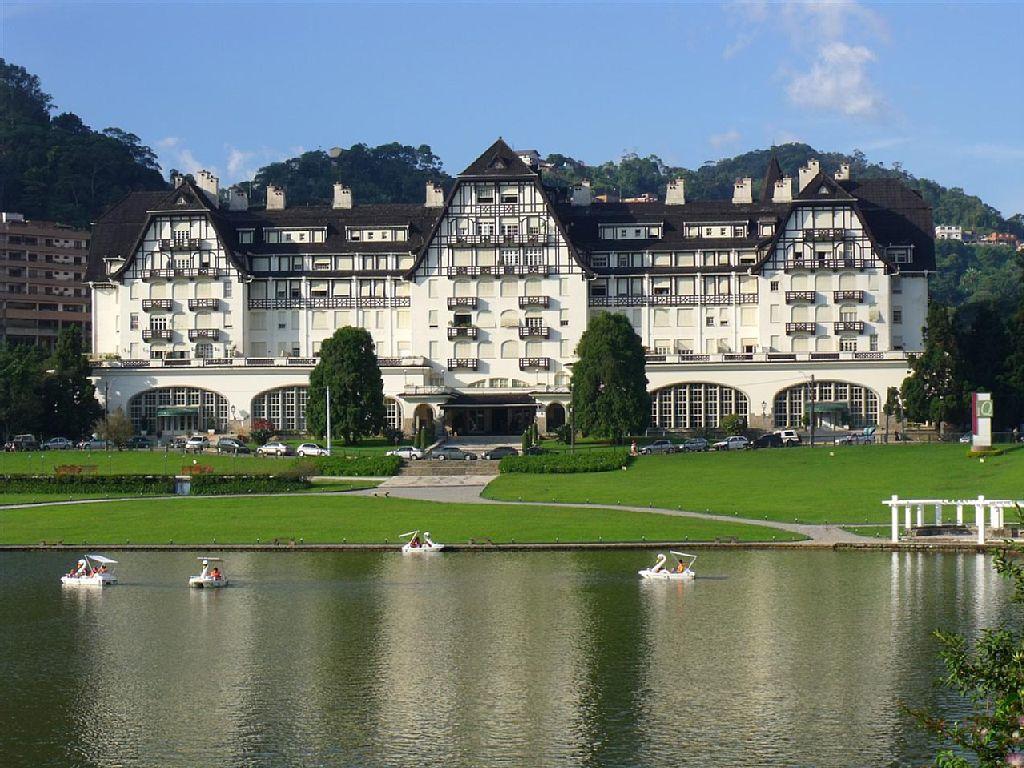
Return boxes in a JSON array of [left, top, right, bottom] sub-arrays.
[[972, 392, 993, 450]]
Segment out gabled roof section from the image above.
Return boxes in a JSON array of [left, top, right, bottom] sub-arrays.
[[840, 178, 935, 272], [760, 153, 783, 203], [460, 138, 538, 179], [794, 171, 854, 202]]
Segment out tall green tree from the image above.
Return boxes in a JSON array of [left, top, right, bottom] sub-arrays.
[[306, 327, 384, 444], [999, 251, 1024, 430], [902, 304, 969, 432], [43, 326, 102, 439], [0, 343, 46, 439], [571, 312, 650, 444]]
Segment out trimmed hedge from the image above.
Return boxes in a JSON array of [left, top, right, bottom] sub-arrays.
[[0, 474, 309, 496], [499, 450, 632, 474], [315, 455, 401, 477]]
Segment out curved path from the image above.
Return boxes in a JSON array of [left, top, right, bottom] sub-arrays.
[[0, 477, 866, 545]]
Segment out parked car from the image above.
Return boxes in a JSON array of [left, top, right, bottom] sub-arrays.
[[681, 437, 709, 452], [185, 436, 210, 453], [431, 446, 477, 461], [256, 441, 292, 457], [523, 445, 545, 456], [751, 433, 784, 449], [387, 446, 426, 461], [482, 446, 518, 460], [296, 442, 330, 457], [835, 427, 876, 446], [712, 435, 750, 451], [640, 439, 677, 455], [5, 434, 39, 452], [127, 436, 153, 449], [958, 432, 973, 444], [78, 438, 113, 450], [167, 435, 189, 450], [773, 429, 802, 446], [216, 437, 251, 455], [42, 436, 75, 451]]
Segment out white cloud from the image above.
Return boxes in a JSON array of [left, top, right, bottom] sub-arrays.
[[709, 129, 742, 149], [786, 42, 883, 118], [155, 137, 207, 176]]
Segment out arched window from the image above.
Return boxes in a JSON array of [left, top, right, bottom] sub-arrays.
[[384, 398, 401, 431], [773, 380, 878, 429], [454, 340, 473, 358], [500, 309, 519, 328], [649, 383, 749, 430], [524, 277, 542, 296], [129, 386, 230, 435], [501, 340, 519, 359], [251, 386, 309, 432], [478, 341, 495, 359]]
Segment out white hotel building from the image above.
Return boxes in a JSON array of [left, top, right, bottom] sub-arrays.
[[88, 139, 933, 438]]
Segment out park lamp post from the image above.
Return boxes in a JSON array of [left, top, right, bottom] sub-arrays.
[[325, 385, 332, 456]]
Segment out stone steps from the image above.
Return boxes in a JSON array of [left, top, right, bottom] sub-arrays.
[[398, 460, 499, 477]]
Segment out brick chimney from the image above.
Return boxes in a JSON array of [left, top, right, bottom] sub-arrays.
[[773, 177, 793, 203], [732, 177, 753, 204], [332, 182, 352, 210], [425, 181, 445, 208], [196, 169, 219, 204], [571, 180, 592, 207], [227, 186, 248, 211], [798, 159, 820, 193], [665, 178, 686, 205], [266, 184, 286, 211]]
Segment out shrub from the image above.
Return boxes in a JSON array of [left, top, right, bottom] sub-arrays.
[[0, 474, 175, 495], [315, 454, 401, 476], [189, 474, 310, 495], [249, 419, 274, 446], [555, 423, 574, 444], [499, 450, 632, 474]]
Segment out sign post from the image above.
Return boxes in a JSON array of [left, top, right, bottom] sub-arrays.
[[972, 392, 993, 450]]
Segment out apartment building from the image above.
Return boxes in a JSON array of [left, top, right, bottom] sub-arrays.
[[0, 213, 91, 349], [88, 140, 933, 437]]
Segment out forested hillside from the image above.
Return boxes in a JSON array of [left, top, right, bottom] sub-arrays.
[[0, 59, 167, 227]]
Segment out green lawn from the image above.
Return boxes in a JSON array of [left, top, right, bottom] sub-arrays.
[[0, 495, 802, 545], [483, 444, 1024, 525]]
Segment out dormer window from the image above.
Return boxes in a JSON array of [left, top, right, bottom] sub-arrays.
[[237, 228, 255, 245]]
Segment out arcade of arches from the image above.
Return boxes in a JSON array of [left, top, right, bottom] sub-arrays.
[[774, 380, 878, 430], [128, 387, 230, 436], [649, 383, 749, 430], [251, 386, 402, 433]]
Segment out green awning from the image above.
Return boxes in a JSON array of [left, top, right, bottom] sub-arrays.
[[155, 406, 200, 417], [806, 401, 849, 413]]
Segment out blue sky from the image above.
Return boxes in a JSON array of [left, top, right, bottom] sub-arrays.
[[4, 1, 1024, 216]]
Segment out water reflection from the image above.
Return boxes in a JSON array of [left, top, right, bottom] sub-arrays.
[[1, 550, 1013, 767]]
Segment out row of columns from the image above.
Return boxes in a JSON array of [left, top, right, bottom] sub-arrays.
[[887, 495, 1012, 544]]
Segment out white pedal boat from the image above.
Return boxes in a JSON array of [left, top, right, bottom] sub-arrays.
[[400, 530, 445, 554], [61, 555, 118, 586], [189, 557, 228, 588], [638, 551, 696, 581]]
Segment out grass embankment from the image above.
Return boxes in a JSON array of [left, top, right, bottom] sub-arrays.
[[0, 450, 303, 476], [0, 480, 381, 506], [0, 495, 802, 545], [484, 444, 1024, 525]]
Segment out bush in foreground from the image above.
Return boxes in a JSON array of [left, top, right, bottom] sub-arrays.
[[499, 450, 631, 474], [315, 455, 401, 476]]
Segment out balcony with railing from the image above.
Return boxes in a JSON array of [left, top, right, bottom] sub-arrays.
[[588, 295, 647, 307], [188, 298, 219, 311], [518, 325, 550, 339], [447, 326, 479, 339], [519, 357, 551, 370], [785, 291, 816, 304], [447, 358, 479, 370], [502, 264, 550, 277], [141, 299, 173, 312], [141, 328, 172, 341], [142, 266, 224, 281], [834, 321, 865, 333], [803, 228, 846, 241], [833, 290, 865, 303], [784, 258, 870, 271], [786, 322, 816, 335], [518, 295, 550, 308], [650, 294, 699, 306], [188, 328, 220, 341], [445, 266, 500, 278], [158, 238, 202, 251], [448, 296, 478, 310]]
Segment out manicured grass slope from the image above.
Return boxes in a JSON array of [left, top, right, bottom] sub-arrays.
[[485, 445, 1024, 524], [0, 496, 801, 545], [0, 481, 381, 506]]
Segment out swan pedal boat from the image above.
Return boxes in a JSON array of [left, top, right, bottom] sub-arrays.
[[61, 555, 118, 587], [189, 557, 228, 588], [400, 530, 445, 554], [639, 551, 696, 581]]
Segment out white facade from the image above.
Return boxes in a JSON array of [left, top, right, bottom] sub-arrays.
[[89, 143, 933, 437]]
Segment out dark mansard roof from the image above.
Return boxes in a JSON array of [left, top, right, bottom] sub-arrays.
[[88, 143, 934, 281]]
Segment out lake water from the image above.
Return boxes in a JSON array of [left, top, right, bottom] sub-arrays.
[[1, 549, 1012, 767]]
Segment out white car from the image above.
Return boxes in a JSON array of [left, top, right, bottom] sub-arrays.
[[712, 435, 749, 451], [387, 446, 425, 460], [773, 429, 802, 446], [257, 441, 292, 456], [185, 436, 209, 453], [296, 443, 330, 457]]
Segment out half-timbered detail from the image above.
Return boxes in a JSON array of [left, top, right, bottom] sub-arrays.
[[89, 140, 932, 436]]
